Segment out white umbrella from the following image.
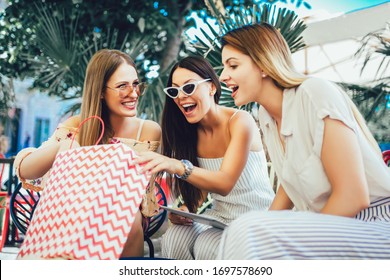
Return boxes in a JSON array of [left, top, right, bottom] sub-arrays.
[[294, 2, 390, 84]]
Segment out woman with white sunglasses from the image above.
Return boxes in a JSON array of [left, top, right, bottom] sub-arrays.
[[134, 56, 275, 259]]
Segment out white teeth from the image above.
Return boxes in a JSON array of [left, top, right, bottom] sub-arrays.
[[228, 85, 239, 91], [123, 102, 135, 106], [182, 104, 195, 108]]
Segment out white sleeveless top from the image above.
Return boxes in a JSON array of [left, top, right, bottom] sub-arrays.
[[198, 150, 275, 224]]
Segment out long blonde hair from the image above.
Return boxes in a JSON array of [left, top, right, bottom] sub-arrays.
[[221, 23, 306, 88], [79, 49, 137, 146], [221, 23, 381, 156]]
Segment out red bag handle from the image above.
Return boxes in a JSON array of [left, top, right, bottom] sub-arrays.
[[70, 116, 105, 149]]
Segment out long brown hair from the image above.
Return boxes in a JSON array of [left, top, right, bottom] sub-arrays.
[[79, 49, 136, 146], [221, 23, 381, 155], [161, 56, 221, 213]]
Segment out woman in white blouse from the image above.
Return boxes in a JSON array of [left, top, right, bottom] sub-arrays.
[[217, 23, 390, 259]]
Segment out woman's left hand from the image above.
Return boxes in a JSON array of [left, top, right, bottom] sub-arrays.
[[134, 151, 184, 175]]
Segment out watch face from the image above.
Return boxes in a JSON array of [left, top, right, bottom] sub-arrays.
[[178, 159, 193, 180], [182, 159, 193, 169]]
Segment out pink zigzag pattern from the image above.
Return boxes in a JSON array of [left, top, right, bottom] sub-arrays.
[[47, 147, 147, 191], [50, 150, 131, 181], [21, 185, 142, 242], [18, 195, 141, 258], [18, 143, 150, 259]]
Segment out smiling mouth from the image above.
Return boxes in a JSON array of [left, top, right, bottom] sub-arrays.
[[230, 86, 239, 98], [228, 85, 238, 93], [122, 101, 136, 106], [122, 101, 137, 109], [182, 104, 197, 113]]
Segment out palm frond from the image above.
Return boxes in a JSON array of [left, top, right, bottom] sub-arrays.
[[346, 23, 390, 132], [355, 23, 390, 80], [342, 82, 390, 122], [20, 3, 155, 119]]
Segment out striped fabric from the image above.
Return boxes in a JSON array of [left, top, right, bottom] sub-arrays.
[[161, 223, 220, 259], [161, 151, 275, 260], [200, 151, 275, 224], [217, 198, 390, 259], [356, 197, 390, 222]]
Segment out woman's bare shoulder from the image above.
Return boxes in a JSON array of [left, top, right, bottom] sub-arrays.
[[228, 109, 256, 128], [141, 119, 161, 141], [61, 115, 81, 128]]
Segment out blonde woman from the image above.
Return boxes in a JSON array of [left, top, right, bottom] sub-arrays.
[[217, 23, 390, 259], [14, 49, 161, 258]]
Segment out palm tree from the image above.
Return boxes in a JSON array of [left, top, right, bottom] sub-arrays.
[[342, 24, 390, 142], [189, 2, 307, 112], [13, 3, 166, 122], [18, 2, 307, 124]]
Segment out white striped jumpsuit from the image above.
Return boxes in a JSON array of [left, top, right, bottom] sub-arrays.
[[161, 151, 275, 259]]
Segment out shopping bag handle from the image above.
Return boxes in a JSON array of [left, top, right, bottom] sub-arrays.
[[70, 116, 105, 148]]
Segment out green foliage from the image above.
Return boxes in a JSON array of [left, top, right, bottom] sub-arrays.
[[0, 74, 15, 119], [356, 24, 390, 80], [342, 83, 389, 122], [342, 24, 390, 136], [0, 0, 213, 120], [0, 0, 176, 119], [1, 0, 169, 78], [0, 0, 305, 122], [13, 3, 154, 111]]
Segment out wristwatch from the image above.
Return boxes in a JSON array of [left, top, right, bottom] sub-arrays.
[[175, 159, 193, 180]]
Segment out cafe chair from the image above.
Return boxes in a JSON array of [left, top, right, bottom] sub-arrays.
[[9, 182, 41, 237], [0, 153, 13, 252], [143, 181, 167, 258]]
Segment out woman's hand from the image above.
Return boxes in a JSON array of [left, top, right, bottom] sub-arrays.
[[168, 205, 193, 226], [134, 151, 184, 176]]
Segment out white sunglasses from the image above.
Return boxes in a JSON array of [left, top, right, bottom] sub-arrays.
[[163, 79, 211, 99]]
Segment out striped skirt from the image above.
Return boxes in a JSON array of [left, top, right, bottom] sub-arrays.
[[217, 197, 390, 259], [162, 223, 223, 260]]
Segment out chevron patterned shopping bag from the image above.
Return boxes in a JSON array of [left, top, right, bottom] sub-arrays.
[[17, 117, 150, 260]]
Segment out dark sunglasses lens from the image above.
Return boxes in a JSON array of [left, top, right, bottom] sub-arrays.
[[182, 83, 195, 95], [167, 88, 179, 98]]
